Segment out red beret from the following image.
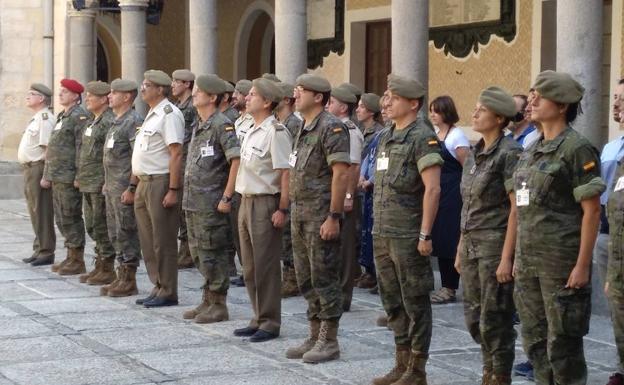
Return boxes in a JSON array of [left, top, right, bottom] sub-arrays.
[[60, 78, 84, 94]]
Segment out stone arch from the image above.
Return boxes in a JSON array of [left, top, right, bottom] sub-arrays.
[[96, 15, 121, 82], [233, 0, 275, 81]]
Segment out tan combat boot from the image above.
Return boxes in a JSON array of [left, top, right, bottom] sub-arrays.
[[183, 286, 211, 320], [281, 265, 300, 298], [286, 319, 321, 359], [79, 257, 102, 283], [194, 291, 229, 323], [87, 257, 116, 285], [392, 351, 428, 385], [58, 248, 86, 275], [481, 367, 492, 385], [108, 265, 138, 297], [371, 345, 410, 385], [51, 249, 72, 273], [100, 265, 123, 296], [376, 314, 389, 327], [177, 240, 194, 269], [490, 374, 511, 385], [302, 320, 340, 363]]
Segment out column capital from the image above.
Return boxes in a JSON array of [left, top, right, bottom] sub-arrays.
[[118, 0, 150, 9]]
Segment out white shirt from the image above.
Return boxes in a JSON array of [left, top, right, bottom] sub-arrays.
[[342, 117, 363, 164], [17, 108, 54, 164], [132, 98, 184, 175], [437, 126, 470, 160], [235, 112, 254, 143]]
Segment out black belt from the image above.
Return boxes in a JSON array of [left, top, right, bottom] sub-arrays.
[[22, 160, 44, 167]]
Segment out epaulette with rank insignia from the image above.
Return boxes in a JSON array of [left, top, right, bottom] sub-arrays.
[[79, 116, 88, 120], [428, 139, 439, 146], [224, 126, 234, 131], [332, 127, 343, 133], [164, 105, 173, 114], [583, 161, 596, 172], [42, 113, 48, 120], [272, 122, 284, 131]]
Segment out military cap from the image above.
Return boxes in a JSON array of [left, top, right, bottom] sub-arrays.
[[60, 78, 84, 94], [331, 86, 357, 104], [360, 93, 381, 113], [172, 69, 195, 82], [533, 70, 584, 104], [296, 74, 331, 93], [223, 80, 235, 93], [339, 82, 363, 97], [235, 79, 252, 95], [143, 69, 172, 86], [110, 78, 138, 92], [262, 73, 281, 82], [478, 86, 517, 118], [85, 81, 111, 96], [387, 74, 426, 100], [30, 83, 53, 97], [252, 78, 282, 103], [196, 74, 227, 95], [277, 82, 295, 99]]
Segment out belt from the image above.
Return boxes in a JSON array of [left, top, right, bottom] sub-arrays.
[[137, 174, 169, 182], [21, 160, 44, 167], [241, 192, 280, 199]]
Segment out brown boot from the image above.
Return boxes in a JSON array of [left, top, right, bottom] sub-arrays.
[[100, 265, 123, 296], [490, 374, 511, 385], [372, 345, 410, 385], [87, 257, 116, 285], [357, 273, 377, 289], [177, 240, 194, 269], [58, 248, 86, 276], [376, 314, 388, 327], [79, 257, 102, 283], [302, 319, 340, 363], [108, 265, 138, 297], [286, 319, 321, 359], [481, 367, 492, 385], [281, 265, 300, 298], [51, 249, 72, 273], [183, 286, 211, 320], [194, 291, 229, 323], [392, 351, 428, 385]]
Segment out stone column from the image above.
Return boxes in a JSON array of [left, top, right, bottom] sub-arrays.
[[275, 0, 307, 84], [68, 0, 97, 87], [119, 0, 149, 116], [189, 0, 218, 75], [391, 0, 429, 86], [557, 0, 604, 147]]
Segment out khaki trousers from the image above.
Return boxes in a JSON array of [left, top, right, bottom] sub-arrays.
[[22, 161, 55, 258]]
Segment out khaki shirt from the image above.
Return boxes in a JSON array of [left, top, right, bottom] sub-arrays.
[[235, 112, 254, 143], [235, 115, 292, 195], [342, 117, 363, 164], [18, 108, 54, 164], [132, 98, 184, 176]]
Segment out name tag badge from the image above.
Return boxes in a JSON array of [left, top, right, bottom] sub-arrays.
[[516, 182, 530, 206], [614, 176, 624, 192], [54, 121, 62, 131], [377, 152, 389, 171], [106, 137, 114, 148], [84, 126, 93, 137], [201, 145, 214, 157], [288, 151, 297, 168]]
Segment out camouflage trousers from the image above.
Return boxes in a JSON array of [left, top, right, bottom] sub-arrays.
[[608, 286, 624, 374], [514, 269, 591, 385], [460, 231, 516, 376], [52, 182, 85, 249], [291, 212, 343, 321], [186, 210, 233, 294], [227, 193, 242, 272], [83, 192, 115, 260], [374, 236, 433, 352], [281, 206, 294, 266], [607, 223, 624, 374], [104, 190, 140, 267]]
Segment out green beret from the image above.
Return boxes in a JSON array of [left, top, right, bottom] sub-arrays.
[[144, 69, 172, 86], [110, 78, 138, 92], [196, 74, 227, 95], [478, 86, 517, 118], [339, 82, 363, 97], [277, 82, 295, 99], [360, 93, 381, 113], [387, 74, 426, 100], [262, 73, 281, 82], [331, 86, 357, 104], [85, 81, 111, 96], [223, 80, 235, 93], [172, 69, 195, 82], [235, 79, 252, 95], [533, 70, 584, 104], [30, 83, 52, 97], [296, 74, 331, 93], [252, 78, 282, 103]]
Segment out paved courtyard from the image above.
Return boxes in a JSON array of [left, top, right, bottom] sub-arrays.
[[0, 199, 618, 385]]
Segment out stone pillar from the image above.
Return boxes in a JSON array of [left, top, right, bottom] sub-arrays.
[[68, 0, 97, 87], [557, 0, 604, 147], [275, 0, 307, 84], [391, 0, 429, 86], [119, 0, 149, 116], [189, 0, 218, 75]]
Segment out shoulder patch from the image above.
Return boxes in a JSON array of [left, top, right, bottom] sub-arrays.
[[42, 113, 48, 120], [272, 122, 284, 131], [333, 127, 343, 133], [164, 105, 173, 114], [224, 126, 234, 131], [428, 139, 439, 146], [583, 161, 596, 172]]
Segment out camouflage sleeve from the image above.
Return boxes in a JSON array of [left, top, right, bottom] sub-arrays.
[[218, 124, 240, 162], [570, 143, 606, 202], [74, 115, 89, 178], [126, 121, 138, 151], [321, 123, 351, 166], [415, 133, 444, 173], [503, 147, 522, 193]]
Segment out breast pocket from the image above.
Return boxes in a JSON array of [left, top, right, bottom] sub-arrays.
[[387, 145, 416, 191], [530, 163, 562, 207]]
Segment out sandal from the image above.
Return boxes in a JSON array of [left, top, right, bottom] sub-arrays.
[[430, 287, 456, 304]]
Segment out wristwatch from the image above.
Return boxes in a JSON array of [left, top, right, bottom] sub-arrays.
[[345, 193, 353, 200], [328, 211, 342, 220], [221, 195, 232, 203], [419, 232, 432, 241]]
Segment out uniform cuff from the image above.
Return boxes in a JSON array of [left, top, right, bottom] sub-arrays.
[[417, 153, 444, 173], [225, 147, 241, 162], [504, 178, 514, 194], [573, 176, 606, 202], [327, 152, 351, 166]]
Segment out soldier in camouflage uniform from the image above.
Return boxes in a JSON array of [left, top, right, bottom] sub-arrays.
[[42, 78, 90, 275], [100, 79, 143, 298], [286, 74, 350, 364], [220, 80, 240, 123], [513, 71, 605, 385], [171, 69, 197, 269], [182, 75, 240, 324], [456, 87, 522, 385], [370, 75, 443, 385], [76, 81, 116, 286]]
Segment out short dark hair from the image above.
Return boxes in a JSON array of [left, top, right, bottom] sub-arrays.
[[429, 95, 459, 125], [346, 102, 356, 117], [214, 93, 224, 106], [565, 102, 582, 124], [187, 80, 195, 90], [315, 91, 331, 107], [619, 78, 624, 85]]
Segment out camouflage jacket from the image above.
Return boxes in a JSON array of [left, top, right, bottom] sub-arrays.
[[76, 108, 115, 192], [44, 104, 91, 183], [289, 111, 351, 222], [372, 117, 444, 238], [222, 106, 240, 123], [607, 158, 624, 291], [103, 108, 143, 195], [282, 112, 302, 140], [175, 95, 197, 156], [362, 121, 384, 158]]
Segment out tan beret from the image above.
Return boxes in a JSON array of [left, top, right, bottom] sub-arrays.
[[85, 81, 111, 96], [235, 79, 252, 95], [110, 78, 138, 92], [252, 78, 282, 103], [262, 73, 281, 82], [277, 82, 295, 99], [196, 74, 227, 95], [296, 74, 331, 93], [172, 69, 195, 82], [30, 83, 52, 97], [533, 70, 584, 104], [144, 69, 172, 86], [331, 86, 357, 104], [360, 93, 381, 113], [387, 74, 426, 100], [339, 82, 363, 97], [478, 86, 517, 118], [223, 80, 235, 93]]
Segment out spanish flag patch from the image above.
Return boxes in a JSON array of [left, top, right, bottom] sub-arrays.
[[224, 126, 234, 131], [583, 161, 596, 172], [428, 140, 438, 146], [333, 127, 342, 133]]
